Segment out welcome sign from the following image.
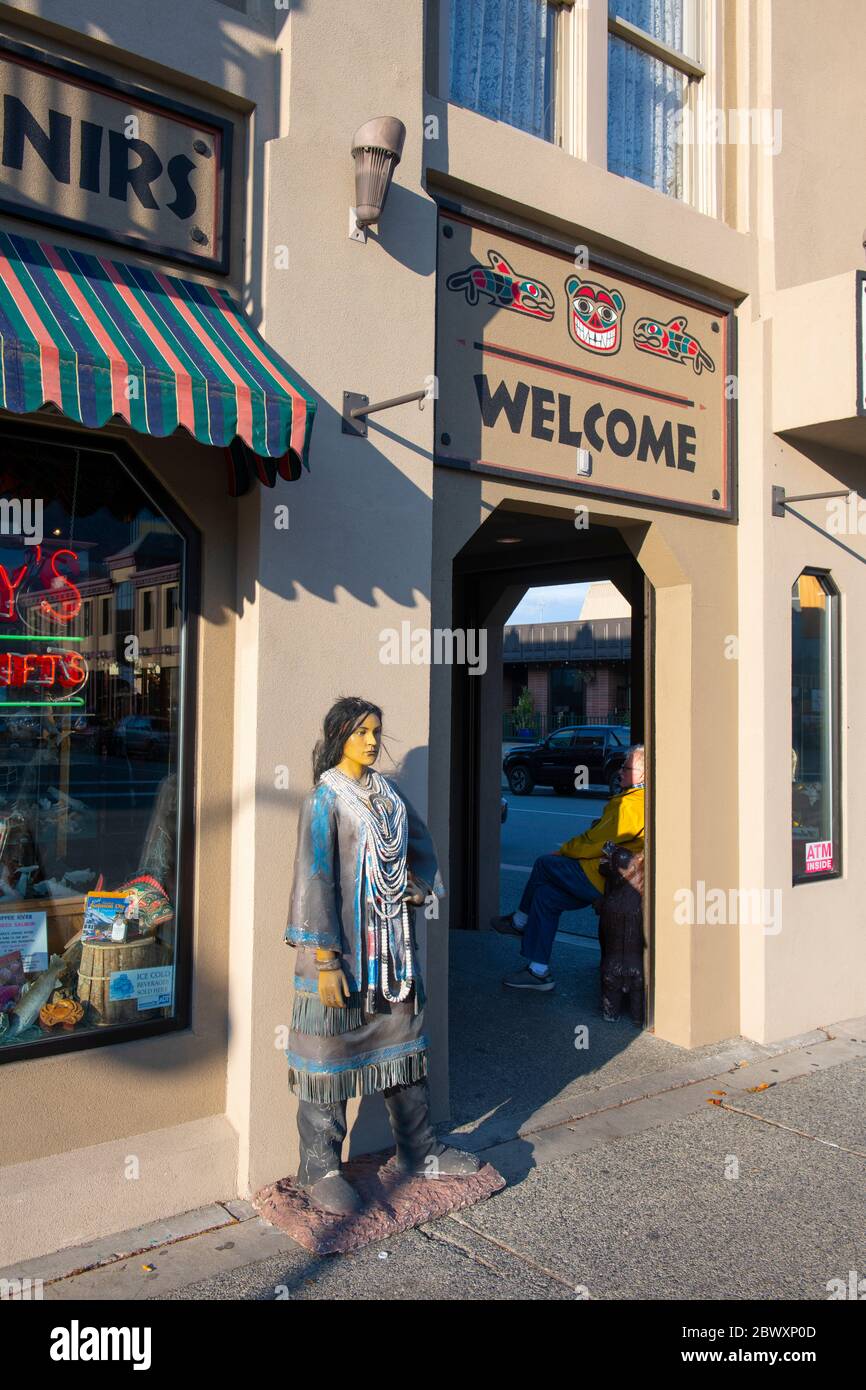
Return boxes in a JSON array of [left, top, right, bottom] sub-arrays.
[[0, 39, 232, 272], [436, 214, 734, 518]]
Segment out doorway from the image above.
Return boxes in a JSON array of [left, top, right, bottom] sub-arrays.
[[444, 505, 653, 1145], [447, 504, 653, 1043]]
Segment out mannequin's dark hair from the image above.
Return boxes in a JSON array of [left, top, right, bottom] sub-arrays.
[[312, 696, 384, 784]]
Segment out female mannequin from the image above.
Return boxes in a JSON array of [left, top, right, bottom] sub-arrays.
[[284, 696, 479, 1215]]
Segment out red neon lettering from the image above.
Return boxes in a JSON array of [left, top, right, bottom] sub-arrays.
[[55, 652, 85, 687], [0, 649, 86, 689], [0, 563, 27, 621], [40, 549, 82, 623]]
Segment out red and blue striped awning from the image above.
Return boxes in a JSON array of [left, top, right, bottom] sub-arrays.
[[0, 231, 316, 493]]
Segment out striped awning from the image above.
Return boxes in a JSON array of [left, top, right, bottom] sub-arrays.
[[0, 231, 316, 492]]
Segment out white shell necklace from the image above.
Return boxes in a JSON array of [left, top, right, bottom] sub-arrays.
[[320, 767, 413, 1005]]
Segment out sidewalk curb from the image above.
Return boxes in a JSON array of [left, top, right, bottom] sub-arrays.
[[473, 1026, 866, 1180]]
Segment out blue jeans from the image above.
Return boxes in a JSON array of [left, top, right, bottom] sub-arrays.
[[518, 854, 603, 967]]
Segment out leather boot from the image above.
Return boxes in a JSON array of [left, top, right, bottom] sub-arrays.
[[296, 1098, 362, 1215], [384, 1079, 480, 1178]]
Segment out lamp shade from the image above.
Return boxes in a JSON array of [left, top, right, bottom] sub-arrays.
[[352, 117, 406, 227]]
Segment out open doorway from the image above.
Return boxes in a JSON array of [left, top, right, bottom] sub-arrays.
[[445, 505, 653, 1148], [500, 576, 633, 962]]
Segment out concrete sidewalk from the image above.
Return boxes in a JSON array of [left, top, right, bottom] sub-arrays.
[[4, 1010, 864, 1301]]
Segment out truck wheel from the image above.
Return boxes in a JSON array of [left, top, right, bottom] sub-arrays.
[[507, 765, 534, 795]]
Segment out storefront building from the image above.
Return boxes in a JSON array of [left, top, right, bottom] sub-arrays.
[[0, 0, 863, 1264]]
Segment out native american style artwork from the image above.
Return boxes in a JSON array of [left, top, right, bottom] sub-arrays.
[[446, 249, 555, 319], [282, 699, 480, 1217], [632, 315, 716, 375], [564, 276, 626, 355]]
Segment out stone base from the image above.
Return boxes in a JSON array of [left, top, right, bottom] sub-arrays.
[[253, 1149, 505, 1256]]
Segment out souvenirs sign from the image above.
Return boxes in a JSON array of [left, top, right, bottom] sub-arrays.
[[0, 39, 232, 272], [0, 543, 88, 706], [436, 215, 734, 518]]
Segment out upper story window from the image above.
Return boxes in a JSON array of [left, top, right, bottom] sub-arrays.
[[436, 0, 718, 213], [607, 1, 705, 200], [448, 0, 559, 142]]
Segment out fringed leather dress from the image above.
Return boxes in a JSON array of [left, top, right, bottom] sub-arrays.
[[283, 768, 443, 1105]]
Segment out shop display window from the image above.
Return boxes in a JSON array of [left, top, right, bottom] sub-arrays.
[[791, 570, 840, 884], [0, 428, 196, 1058]]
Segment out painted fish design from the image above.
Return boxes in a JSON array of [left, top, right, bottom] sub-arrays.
[[446, 250, 555, 319], [633, 316, 715, 376]]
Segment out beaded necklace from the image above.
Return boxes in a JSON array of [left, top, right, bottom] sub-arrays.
[[320, 767, 412, 1009]]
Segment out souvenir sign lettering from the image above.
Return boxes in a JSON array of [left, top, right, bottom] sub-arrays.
[[0, 40, 232, 272], [0, 544, 87, 706], [436, 215, 734, 518]]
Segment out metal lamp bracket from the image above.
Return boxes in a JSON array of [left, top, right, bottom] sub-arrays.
[[348, 208, 367, 244], [772, 484, 853, 518], [342, 388, 427, 437]]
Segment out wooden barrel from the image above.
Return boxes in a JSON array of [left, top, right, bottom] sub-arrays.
[[76, 936, 170, 1027]]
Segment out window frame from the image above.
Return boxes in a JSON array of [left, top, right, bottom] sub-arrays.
[[431, 0, 574, 147], [0, 420, 200, 1065], [429, 0, 721, 215], [791, 567, 842, 888], [605, 1, 719, 212]]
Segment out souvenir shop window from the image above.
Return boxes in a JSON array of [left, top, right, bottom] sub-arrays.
[[791, 570, 841, 885], [0, 428, 196, 1058]]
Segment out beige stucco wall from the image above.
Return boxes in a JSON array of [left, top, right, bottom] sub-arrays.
[[771, 0, 866, 293], [241, 0, 441, 1190], [736, 0, 866, 1039]]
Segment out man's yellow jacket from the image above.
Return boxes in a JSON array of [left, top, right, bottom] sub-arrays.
[[558, 786, 645, 893]]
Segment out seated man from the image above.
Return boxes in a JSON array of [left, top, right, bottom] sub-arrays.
[[491, 744, 645, 992]]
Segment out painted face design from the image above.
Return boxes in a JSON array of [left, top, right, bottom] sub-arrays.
[[565, 277, 625, 355]]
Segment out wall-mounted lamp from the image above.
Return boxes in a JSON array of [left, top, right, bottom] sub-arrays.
[[349, 116, 406, 243]]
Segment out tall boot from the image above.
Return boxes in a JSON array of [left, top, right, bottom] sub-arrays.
[[383, 1079, 480, 1178], [296, 1098, 362, 1215]]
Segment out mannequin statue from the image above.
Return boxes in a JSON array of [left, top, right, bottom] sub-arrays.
[[283, 696, 479, 1215]]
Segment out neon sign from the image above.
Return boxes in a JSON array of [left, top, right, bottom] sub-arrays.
[[0, 546, 83, 623], [0, 545, 88, 706]]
